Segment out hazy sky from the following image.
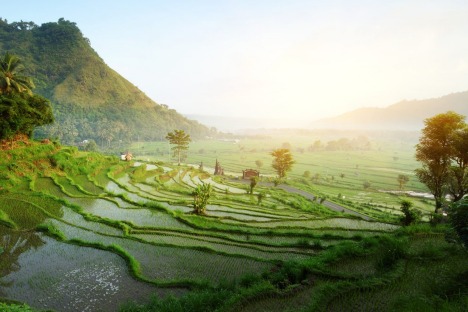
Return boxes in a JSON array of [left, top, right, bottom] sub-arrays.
[[3, 0, 468, 121]]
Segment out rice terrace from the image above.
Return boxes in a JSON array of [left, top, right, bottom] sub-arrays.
[[1, 130, 467, 311]]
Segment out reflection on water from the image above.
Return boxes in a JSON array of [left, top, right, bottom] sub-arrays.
[[0, 225, 181, 311], [0, 226, 45, 280]]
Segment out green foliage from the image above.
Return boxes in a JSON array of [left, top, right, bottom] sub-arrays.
[[82, 139, 98, 151], [36, 223, 66, 240], [166, 129, 191, 165], [249, 176, 259, 194], [270, 148, 295, 179], [263, 261, 308, 289], [0, 303, 34, 312], [375, 235, 408, 271], [449, 198, 468, 247], [399, 200, 422, 226], [0, 88, 54, 140], [415, 111, 467, 210], [192, 182, 213, 214], [257, 191, 266, 205], [0, 51, 35, 95]]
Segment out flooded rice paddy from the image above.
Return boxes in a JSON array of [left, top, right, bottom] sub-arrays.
[[0, 161, 400, 310]]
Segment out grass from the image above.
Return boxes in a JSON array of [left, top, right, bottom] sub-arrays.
[[0, 140, 465, 312]]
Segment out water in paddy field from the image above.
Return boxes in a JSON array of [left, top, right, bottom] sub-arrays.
[[0, 226, 183, 311]]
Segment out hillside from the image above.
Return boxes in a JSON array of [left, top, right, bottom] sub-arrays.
[[0, 18, 214, 145], [315, 91, 468, 130]]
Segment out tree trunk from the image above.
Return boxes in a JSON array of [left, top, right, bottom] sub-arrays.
[[434, 197, 443, 213]]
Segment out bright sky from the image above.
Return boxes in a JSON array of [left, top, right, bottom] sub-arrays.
[[2, 0, 468, 121]]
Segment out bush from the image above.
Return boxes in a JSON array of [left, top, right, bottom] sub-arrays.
[[449, 198, 468, 248], [239, 273, 262, 288], [375, 236, 408, 271], [399, 200, 421, 226], [264, 261, 308, 289]]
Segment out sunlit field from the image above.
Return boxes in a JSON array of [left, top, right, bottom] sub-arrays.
[[1, 140, 465, 312], [130, 133, 434, 216]]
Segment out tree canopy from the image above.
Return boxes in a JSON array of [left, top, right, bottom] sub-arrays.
[[0, 51, 35, 95], [415, 111, 468, 211], [0, 52, 53, 141], [166, 129, 191, 165], [270, 148, 295, 179]]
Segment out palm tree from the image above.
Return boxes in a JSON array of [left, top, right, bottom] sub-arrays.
[[0, 52, 35, 95]]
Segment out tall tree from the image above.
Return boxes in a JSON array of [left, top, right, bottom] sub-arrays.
[[0, 52, 35, 95], [448, 127, 468, 201], [166, 129, 191, 165], [397, 174, 410, 190], [270, 148, 295, 179], [415, 111, 466, 212]]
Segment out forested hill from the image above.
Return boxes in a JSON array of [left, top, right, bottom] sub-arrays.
[[0, 18, 215, 146]]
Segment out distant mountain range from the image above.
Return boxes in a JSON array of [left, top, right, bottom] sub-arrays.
[[0, 18, 213, 145], [187, 90, 468, 132], [314, 91, 468, 130]]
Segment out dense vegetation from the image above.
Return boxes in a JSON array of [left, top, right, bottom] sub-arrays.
[[0, 18, 216, 147], [0, 51, 54, 145], [0, 140, 466, 311]]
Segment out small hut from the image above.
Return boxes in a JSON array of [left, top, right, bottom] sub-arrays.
[[120, 151, 133, 161], [242, 169, 259, 180]]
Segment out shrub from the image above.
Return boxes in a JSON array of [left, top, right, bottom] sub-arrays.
[[264, 261, 309, 289], [399, 200, 421, 226], [239, 273, 262, 288], [375, 236, 408, 271], [449, 198, 468, 248]]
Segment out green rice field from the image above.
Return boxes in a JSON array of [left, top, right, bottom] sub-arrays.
[[0, 141, 466, 312]]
